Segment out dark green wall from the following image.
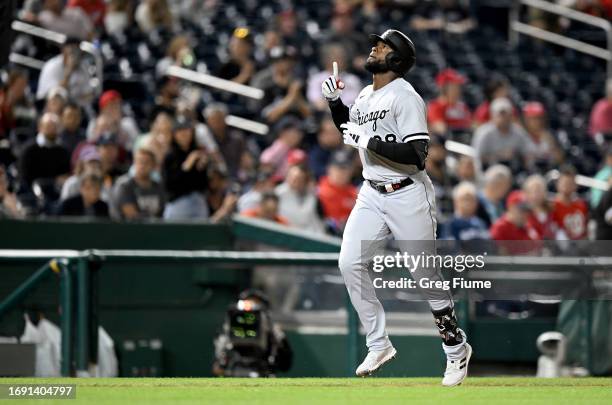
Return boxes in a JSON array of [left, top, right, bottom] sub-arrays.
[[0, 219, 233, 250], [0, 219, 242, 376], [0, 219, 557, 377]]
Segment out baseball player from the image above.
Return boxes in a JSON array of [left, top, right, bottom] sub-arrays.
[[322, 29, 472, 386]]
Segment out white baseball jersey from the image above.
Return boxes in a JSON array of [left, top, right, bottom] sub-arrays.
[[349, 78, 429, 183]]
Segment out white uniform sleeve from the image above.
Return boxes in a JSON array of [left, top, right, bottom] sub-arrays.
[[393, 93, 429, 143]]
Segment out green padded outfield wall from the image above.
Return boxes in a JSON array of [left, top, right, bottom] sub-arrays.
[[0, 219, 246, 377], [0, 219, 555, 376]]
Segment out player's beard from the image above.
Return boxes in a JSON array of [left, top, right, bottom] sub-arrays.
[[365, 59, 390, 74]]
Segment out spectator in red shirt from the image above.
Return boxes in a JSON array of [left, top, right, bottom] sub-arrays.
[[588, 78, 612, 138], [427, 68, 472, 138], [240, 191, 288, 225], [317, 151, 357, 233], [68, 0, 106, 27], [491, 190, 541, 254], [523, 174, 556, 240], [551, 165, 589, 240]]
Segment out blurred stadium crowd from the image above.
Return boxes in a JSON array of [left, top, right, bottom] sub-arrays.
[[1, 0, 612, 242]]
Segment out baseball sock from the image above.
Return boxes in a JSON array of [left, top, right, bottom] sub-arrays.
[[431, 306, 463, 346]]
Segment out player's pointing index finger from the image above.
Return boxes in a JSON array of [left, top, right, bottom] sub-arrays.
[[333, 61, 338, 78]]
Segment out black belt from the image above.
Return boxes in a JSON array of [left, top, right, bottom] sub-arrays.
[[368, 177, 414, 194]]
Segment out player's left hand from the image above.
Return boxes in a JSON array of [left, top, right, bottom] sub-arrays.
[[341, 122, 370, 149]]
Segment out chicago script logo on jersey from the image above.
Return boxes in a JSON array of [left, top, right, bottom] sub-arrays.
[[355, 108, 390, 131]]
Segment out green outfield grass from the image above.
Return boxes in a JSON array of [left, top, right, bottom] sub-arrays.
[[1, 377, 611, 405]]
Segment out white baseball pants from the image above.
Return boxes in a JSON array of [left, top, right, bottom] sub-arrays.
[[339, 177, 455, 351]]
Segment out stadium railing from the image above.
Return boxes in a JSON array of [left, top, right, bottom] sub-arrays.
[[1, 245, 610, 376], [510, 0, 612, 77], [444, 139, 610, 191]]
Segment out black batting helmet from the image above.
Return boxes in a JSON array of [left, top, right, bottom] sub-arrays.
[[369, 29, 416, 74]]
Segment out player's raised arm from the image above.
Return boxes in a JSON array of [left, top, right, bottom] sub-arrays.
[[322, 61, 350, 132]]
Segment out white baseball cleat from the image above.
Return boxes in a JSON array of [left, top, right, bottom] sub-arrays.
[[442, 343, 473, 387], [355, 346, 397, 377]]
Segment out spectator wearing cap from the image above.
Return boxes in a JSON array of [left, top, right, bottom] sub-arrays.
[[551, 165, 588, 240], [490, 190, 541, 254], [0, 165, 23, 218], [250, 46, 312, 123], [86, 90, 140, 150], [240, 191, 288, 225], [95, 131, 126, 191], [472, 97, 534, 172], [427, 68, 472, 137], [67, 0, 106, 27], [170, 104, 221, 164], [523, 174, 556, 240], [473, 74, 516, 126], [38, 0, 94, 40], [588, 78, 612, 138], [162, 118, 210, 220], [203, 104, 246, 179], [56, 172, 109, 218], [590, 146, 612, 208], [260, 117, 304, 180], [476, 164, 512, 227], [60, 144, 103, 201], [275, 165, 326, 233], [217, 27, 256, 85], [308, 117, 343, 180], [522, 101, 563, 170], [442, 182, 490, 241], [112, 148, 165, 220], [58, 102, 86, 156], [317, 151, 357, 233], [307, 44, 363, 111], [19, 112, 71, 189], [36, 38, 97, 107]]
